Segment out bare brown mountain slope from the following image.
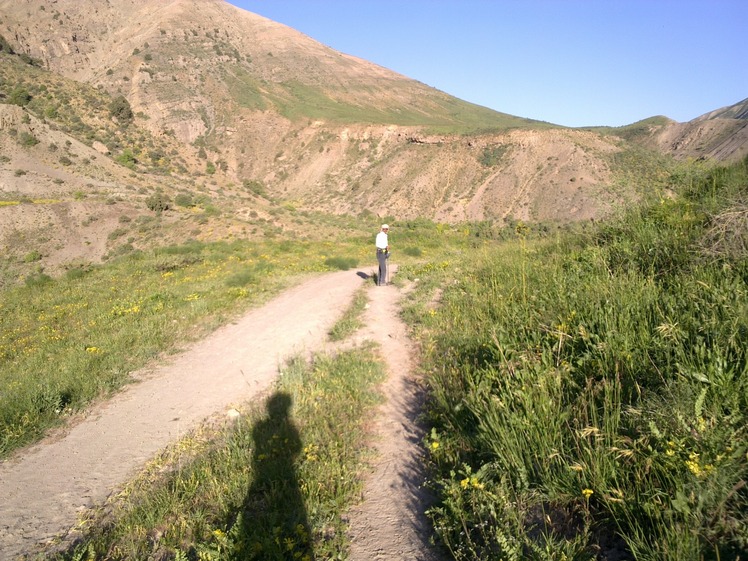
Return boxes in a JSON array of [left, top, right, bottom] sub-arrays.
[[0, 0, 631, 229], [617, 98, 748, 163], [1, 0, 745, 286]]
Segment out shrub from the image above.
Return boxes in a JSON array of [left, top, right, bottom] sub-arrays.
[[18, 132, 39, 147], [24, 271, 52, 287], [478, 144, 508, 167], [116, 149, 137, 169], [107, 228, 128, 241], [145, 192, 171, 212], [108, 95, 133, 124], [174, 193, 194, 207], [64, 267, 88, 280], [243, 179, 267, 197], [23, 250, 42, 263], [8, 87, 32, 106]]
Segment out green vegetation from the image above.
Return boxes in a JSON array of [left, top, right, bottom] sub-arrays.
[[324, 256, 358, 270], [590, 116, 674, 142], [226, 74, 551, 132], [60, 347, 385, 560], [223, 65, 267, 111], [0, 237, 373, 458], [397, 155, 748, 560], [145, 191, 171, 212], [2, 23, 746, 558], [2, 150, 746, 559], [328, 288, 368, 341], [478, 144, 510, 167], [8, 85, 32, 106], [109, 95, 134, 124], [17, 131, 39, 146], [115, 148, 137, 168]]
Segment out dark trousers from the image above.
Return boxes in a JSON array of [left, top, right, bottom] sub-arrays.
[[377, 250, 388, 285]]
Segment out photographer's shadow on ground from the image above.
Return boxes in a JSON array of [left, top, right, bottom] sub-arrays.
[[237, 391, 314, 560]]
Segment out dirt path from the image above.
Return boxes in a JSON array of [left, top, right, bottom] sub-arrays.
[[0, 267, 443, 560], [343, 281, 444, 561]]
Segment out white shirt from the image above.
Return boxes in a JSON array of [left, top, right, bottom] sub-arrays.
[[376, 231, 388, 250]]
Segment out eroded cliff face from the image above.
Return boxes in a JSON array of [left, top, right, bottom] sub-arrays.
[[652, 118, 748, 162], [245, 124, 624, 223]]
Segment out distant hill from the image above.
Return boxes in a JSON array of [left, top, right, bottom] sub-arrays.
[[612, 98, 748, 162], [0, 0, 746, 284]]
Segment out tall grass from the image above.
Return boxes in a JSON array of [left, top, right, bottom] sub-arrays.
[[401, 156, 748, 559]]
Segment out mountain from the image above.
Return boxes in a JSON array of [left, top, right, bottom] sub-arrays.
[[611, 98, 748, 162], [0, 0, 745, 284]]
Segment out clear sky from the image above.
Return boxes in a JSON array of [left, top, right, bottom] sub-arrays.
[[226, 1, 747, 128]]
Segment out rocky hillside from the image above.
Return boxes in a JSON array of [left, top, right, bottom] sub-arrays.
[[0, 0, 745, 285], [602, 98, 748, 163]]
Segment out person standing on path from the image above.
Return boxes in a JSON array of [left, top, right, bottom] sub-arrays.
[[376, 224, 390, 286]]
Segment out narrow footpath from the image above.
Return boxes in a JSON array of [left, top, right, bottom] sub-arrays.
[[343, 281, 444, 561]]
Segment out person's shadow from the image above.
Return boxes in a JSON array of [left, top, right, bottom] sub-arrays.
[[236, 391, 314, 560]]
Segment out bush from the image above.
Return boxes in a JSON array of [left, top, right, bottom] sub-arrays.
[[174, 193, 194, 207], [108, 95, 133, 124], [18, 132, 39, 147], [243, 179, 267, 198], [24, 272, 52, 287], [8, 87, 32, 107], [116, 149, 137, 169], [23, 250, 42, 263], [145, 192, 171, 212]]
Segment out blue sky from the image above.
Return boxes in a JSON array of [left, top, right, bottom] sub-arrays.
[[227, 1, 747, 127]]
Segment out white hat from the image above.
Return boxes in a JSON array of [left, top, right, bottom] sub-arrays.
[[381, 224, 389, 229]]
